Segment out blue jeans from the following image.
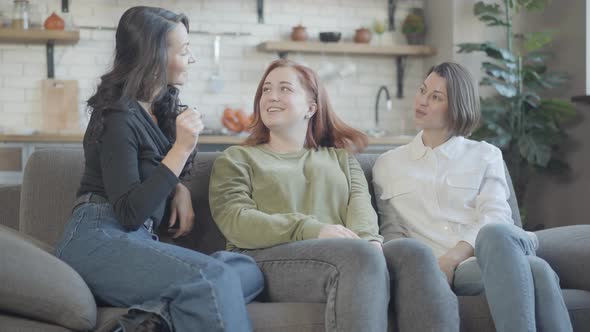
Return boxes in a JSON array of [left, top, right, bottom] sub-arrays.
[[55, 202, 264, 332], [453, 223, 573, 332]]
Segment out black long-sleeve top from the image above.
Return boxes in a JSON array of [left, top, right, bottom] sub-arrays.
[[77, 100, 179, 231]]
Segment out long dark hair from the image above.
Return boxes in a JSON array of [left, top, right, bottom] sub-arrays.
[[244, 59, 368, 153], [86, 6, 195, 176]]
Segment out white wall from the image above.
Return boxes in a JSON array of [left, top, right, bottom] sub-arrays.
[[0, 0, 427, 135]]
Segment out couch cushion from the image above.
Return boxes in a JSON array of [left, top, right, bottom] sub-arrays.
[[0, 185, 21, 231], [0, 313, 72, 332], [0, 224, 96, 331], [248, 302, 325, 332], [20, 148, 84, 248]]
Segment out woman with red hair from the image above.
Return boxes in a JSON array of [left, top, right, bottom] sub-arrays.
[[209, 59, 389, 332]]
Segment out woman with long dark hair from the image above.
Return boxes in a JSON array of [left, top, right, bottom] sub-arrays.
[[55, 6, 263, 332], [209, 59, 389, 332]]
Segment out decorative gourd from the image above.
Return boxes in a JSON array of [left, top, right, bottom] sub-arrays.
[[222, 108, 252, 133], [44, 12, 65, 30]]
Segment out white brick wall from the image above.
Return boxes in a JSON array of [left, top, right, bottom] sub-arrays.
[[0, 0, 427, 135]]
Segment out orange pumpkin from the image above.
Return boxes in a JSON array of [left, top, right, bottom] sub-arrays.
[[44, 12, 65, 30], [222, 108, 251, 133]]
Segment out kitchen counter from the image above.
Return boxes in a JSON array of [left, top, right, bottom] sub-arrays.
[[0, 131, 412, 184], [0, 132, 413, 146]]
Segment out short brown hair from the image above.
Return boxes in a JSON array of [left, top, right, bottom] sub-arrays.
[[244, 59, 368, 153], [427, 62, 480, 137]]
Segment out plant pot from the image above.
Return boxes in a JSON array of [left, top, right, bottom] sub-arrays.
[[354, 28, 371, 44], [404, 32, 424, 45], [291, 25, 308, 42]]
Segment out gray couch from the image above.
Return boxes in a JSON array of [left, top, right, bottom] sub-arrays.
[[0, 148, 589, 332]]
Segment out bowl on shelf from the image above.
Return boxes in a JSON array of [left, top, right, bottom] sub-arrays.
[[319, 32, 341, 42]]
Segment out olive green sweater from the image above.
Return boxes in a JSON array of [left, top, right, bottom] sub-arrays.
[[209, 145, 382, 250]]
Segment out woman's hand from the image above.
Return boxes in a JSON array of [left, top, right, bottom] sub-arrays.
[[175, 107, 203, 153], [438, 255, 457, 285], [168, 183, 195, 238], [318, 224, 360, 239], [438, 241, 474, 285]]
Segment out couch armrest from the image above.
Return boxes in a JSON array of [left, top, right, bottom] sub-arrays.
[[536, 225, 590, 291], [0, 185, 21, 231]]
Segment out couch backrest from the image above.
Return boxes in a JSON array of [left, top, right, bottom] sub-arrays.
[[20, 148, 521, 252]]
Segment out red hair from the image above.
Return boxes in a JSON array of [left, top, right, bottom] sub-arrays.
[[243, 59, 368, 153]]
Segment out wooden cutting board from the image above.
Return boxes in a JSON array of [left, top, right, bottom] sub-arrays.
[[41, 79, 79, 132]]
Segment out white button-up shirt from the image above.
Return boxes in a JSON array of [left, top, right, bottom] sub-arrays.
[[373, 131, 514, 257]]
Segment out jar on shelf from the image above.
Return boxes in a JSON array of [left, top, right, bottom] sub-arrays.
[[11, 0, 30, 30], [28, 2, 42, 29]]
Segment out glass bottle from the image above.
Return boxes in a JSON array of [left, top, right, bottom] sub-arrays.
[[11, 0, 29, 30]]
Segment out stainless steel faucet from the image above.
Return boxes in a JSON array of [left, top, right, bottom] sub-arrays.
[[375, 85, 392, 129]]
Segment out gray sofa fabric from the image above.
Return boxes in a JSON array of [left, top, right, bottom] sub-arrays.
[[0, 224, 96, 330], [0, 185, 20, 231], [0, 148, 589, 331]]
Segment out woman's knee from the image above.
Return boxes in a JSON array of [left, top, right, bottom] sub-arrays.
[[475, 223, 517, 254], [344, 240, 388, 274], [211, 251, 264, 297], [383, 238, 437, 268], [527, 256, 560, 284]]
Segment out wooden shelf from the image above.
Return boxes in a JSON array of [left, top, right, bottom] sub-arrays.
[[0, 28, 80, 78], [258, 41, 436, 57], [259, 40, 436, 98], [0, 28, 79, 44]]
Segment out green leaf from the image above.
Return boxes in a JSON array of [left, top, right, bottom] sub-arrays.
[[518, 134, 551, 166], [457, 43, 516, 62], [482, 62, 518, 83], [522, 92, 541, 108], [517, 0, 550, 11], [479, 14, 509, 27], [482, 77, 517, 97], [524, 51, 553, 65], [538, 99, 576, 122], [474, 2, 502, 16], [541, 72, 569, 88], [523, 30, 554, 52]]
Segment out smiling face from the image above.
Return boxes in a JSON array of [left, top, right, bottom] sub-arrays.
[[414, 72, 450, 132], [166, 23, 195, 85], [259, 66, 317, 133]]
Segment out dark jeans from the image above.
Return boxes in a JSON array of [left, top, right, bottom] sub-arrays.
[[55, 202, 264, 332]]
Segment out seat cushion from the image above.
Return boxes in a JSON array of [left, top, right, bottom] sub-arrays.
[[247, 302, 325, 332], [458, 289, 590, 332], [0, 313, 72, 332], [0, 224, 96, 331]]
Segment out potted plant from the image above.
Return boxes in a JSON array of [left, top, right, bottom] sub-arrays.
[[457, 0, 576, 229], [401, 8, 425, 45]]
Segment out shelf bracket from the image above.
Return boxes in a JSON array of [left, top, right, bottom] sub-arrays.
[[46, 40, 55, 79], [277, 51, 288, 59], [388, 0, 396, 31], [257, 0, 264, 24], [395, 56, 406, 98]]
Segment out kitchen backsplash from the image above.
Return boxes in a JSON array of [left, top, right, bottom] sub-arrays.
[[0, 0, 425, 135]]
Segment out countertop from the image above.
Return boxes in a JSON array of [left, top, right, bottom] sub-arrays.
[[0, 131, 413, 145]]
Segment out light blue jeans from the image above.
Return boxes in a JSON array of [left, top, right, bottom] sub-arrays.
[[55, 202, 264, 332], [453, 223, 573, 332]]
